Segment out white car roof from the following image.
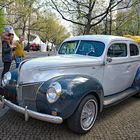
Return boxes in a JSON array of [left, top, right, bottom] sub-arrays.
[[64, 35, 136, 45]]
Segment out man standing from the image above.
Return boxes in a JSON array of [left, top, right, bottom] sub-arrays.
[[13, 35, 25, 68]]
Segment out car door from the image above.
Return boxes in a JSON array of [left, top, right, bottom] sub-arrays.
[[103, 41, 132, 96]]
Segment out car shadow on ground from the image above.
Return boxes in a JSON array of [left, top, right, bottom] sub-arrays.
[[0, 97, 139, 140]]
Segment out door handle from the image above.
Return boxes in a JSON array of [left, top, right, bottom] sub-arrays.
[[106, 57, 112, 63]]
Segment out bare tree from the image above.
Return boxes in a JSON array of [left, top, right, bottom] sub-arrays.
[[49, 0, 139, 34]]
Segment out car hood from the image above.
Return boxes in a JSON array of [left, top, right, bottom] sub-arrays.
[[20, 54, 103, 71]]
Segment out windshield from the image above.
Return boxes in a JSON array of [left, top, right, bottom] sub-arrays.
[[58, 40, 105, 57]]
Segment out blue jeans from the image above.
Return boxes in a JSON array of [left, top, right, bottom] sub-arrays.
[[15, 56, 22, 68]]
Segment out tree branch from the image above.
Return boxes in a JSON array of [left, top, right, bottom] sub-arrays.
[[50, 0, 85, 26]]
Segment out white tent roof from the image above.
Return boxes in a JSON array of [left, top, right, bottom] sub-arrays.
[[31, 35, 44, 45], [9, 27, 19, 41], [13, 31, 19, 41]]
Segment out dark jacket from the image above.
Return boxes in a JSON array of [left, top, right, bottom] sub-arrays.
[[2, 41, 12, 62]]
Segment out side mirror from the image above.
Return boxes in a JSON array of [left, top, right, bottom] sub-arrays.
[[106, 57, 112, 63]]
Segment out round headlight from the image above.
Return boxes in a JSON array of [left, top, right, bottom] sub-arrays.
[[46, 82, 62, 103], [2, 72, 11, 87]]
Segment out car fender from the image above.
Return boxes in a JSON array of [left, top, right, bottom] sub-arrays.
[[36, 75, 104, 119]]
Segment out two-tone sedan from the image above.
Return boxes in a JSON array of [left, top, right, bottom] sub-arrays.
[[0, 35, 140, 134]]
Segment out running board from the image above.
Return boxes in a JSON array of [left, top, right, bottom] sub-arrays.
[[103, 88, 139, 107]]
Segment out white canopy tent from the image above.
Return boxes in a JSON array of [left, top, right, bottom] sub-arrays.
[[30, 35, 44, 45], [30, 35, 46, 52], [9, 27, 19, 42], [13, 31, 19, 41]]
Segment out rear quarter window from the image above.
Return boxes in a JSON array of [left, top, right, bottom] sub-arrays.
[[130, 44, 139, 56]]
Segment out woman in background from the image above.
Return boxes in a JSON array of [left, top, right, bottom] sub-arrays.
[[13, 35, 25, 68], [1, 33, 15, 80]]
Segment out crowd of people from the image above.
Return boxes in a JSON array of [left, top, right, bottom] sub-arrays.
[[1, 26, 25, 81]]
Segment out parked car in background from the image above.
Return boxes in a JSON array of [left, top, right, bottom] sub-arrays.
[[0, 35, 140, 134], [30, 43, 40, 51]]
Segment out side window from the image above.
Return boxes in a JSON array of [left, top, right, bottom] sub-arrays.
[[130, 44, 139, 56], [107, 43, 127, 57]]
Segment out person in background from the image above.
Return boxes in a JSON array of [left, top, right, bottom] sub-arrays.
[[24, 42, 30, 52], [1, 32, 15, 80], [13, 35, 25, 68]]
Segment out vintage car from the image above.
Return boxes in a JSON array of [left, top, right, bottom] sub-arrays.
[[0, 35, 140, 134]]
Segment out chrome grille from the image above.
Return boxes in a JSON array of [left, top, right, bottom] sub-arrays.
[[17, 83, 40, 111]]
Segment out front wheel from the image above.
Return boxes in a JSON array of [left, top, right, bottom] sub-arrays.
[[67, 95, 98, 134]]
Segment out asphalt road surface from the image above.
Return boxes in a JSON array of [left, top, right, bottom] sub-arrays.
[[0, 51, 140, 140]]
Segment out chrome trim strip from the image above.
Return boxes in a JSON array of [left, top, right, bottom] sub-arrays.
[[0, 96, 63, 124]]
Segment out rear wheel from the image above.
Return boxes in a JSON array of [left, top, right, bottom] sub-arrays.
[[67, 95, 98, 134]]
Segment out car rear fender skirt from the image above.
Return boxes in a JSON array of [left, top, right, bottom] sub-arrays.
[[36, 75, 104, 119]]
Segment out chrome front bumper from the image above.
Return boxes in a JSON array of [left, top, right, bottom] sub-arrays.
[[0, 96, 63, 124]]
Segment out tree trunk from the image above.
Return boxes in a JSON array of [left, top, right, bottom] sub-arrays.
[[27, 13, 31, 44], [22, 21, 26, 35], [137, 9, 140, 35], [83, 23, 91, 35], [109, 9, 112, 35], [104, 17, 108, 35]]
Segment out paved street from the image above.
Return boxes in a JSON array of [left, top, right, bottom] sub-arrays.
[[0, 51, 140, 140], [0, 97, 140, 140]]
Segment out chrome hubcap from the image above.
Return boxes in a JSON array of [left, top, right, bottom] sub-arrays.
[[80, 99, 97, 130]]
